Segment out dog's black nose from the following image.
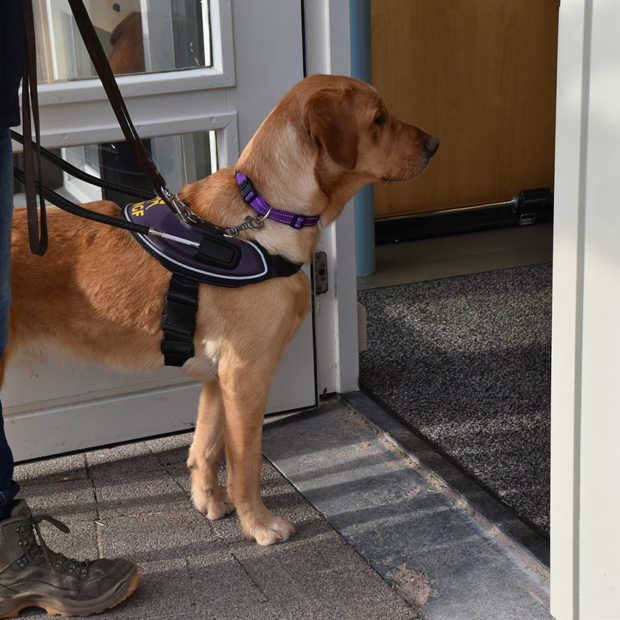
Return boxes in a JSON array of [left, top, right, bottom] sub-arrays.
[[423, 134, 440, 157]]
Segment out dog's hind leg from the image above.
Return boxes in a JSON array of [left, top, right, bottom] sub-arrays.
[[219, 361, 295, 546], [187, 379, 234, 520]]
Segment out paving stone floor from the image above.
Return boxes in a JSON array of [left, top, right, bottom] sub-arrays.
[[11, 397, 550, 620], [14, 428, 414, 619]]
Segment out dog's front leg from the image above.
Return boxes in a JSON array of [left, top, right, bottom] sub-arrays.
[[187, 380, 234, 520], [219, 364, 295, 546]]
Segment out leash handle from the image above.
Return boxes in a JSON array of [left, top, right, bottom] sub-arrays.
[[18, 0, 226, 246], [13, 166, 199, 249]]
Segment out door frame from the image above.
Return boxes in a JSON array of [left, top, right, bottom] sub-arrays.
[[304, 0, 359, 396], [550, 2, 586, 615]]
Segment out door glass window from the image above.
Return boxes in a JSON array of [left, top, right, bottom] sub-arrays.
[[34, 0, 212, 83]]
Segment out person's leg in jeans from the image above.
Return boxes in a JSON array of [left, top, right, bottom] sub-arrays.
[[0, 128, 140, 615], [0, 127, 19, 521]]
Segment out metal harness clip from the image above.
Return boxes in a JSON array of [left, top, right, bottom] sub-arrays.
[[159, 186, 227, 235], [160, 186, 194, 223], [223, 205, 273, 238], [159, 185, 272, 240]]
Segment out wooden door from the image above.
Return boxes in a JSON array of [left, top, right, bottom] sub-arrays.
[[371, 0, 559, 219]]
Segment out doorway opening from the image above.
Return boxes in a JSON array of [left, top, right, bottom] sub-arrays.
[[356, 0, 559, 556]]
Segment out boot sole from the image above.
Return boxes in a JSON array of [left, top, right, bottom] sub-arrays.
[[0, 569, 139, 618]]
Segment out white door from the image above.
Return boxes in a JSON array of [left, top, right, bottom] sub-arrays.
[[2, 0, 316, 461]]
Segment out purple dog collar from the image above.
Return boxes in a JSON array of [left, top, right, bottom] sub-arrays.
[[235, 171, 321, 229]]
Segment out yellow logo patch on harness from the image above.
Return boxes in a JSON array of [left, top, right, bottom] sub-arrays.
[[130, 197, 165, 217]]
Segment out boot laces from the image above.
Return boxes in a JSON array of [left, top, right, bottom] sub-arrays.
[[18, 513, 91, 578]]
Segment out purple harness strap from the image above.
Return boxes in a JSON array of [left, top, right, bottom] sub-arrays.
[[235, 171, 321, 229]]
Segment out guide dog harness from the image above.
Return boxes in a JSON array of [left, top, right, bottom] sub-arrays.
[[122, 173, 317, 367]]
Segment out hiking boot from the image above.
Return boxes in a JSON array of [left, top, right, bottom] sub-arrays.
[[0, 500, 139, 618]]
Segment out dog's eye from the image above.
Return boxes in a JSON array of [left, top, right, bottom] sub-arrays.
[[374, 114, 386, 126]]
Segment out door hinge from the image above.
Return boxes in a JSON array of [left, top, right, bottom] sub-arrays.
[[313, 251, 328, 295]]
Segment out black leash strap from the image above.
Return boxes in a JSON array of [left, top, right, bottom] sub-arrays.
[[18, 0, 225, 244], [13, 167, 151, 237], [161, 274, 199, 367], [11, 130, 151, 201], [67, 0, 225, 236], [21, 0, 47, 255], [66, 0, 173, 210]]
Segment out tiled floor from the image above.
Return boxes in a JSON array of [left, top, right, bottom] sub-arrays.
[[13, 397, 551, 620], [14, 421, 413, 620]]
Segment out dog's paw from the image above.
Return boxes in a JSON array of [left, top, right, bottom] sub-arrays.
[[192, 488, 235, 520], [245, 514, 296, 546]]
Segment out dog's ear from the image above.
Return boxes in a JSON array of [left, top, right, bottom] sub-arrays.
[[304, 88, 358, 170]]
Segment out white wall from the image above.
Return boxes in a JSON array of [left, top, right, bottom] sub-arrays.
[[552, 1, 620, 617]]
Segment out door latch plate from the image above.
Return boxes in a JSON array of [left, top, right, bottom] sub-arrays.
[[313, 251, 328, 295]]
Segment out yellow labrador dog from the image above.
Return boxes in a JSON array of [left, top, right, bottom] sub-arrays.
[[3, 75, 438, 545]]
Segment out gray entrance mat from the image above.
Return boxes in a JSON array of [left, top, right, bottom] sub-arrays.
[[358, 263, 551, 534]]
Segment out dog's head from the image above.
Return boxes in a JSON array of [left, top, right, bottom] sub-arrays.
[[239, 74, 438, 226], [301, 74, 438, 184]]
